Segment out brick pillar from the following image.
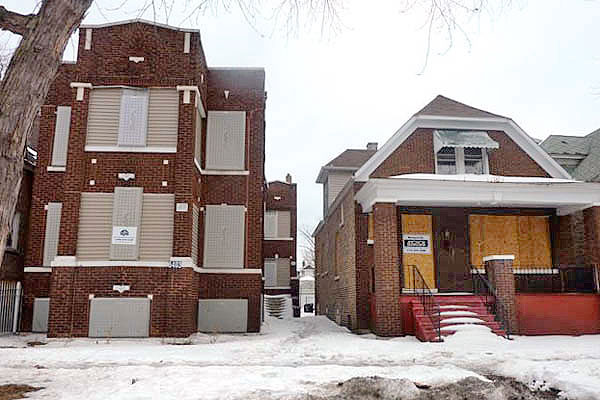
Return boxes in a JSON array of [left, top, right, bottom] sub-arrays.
[[583, 207, 600, 293], [484, 255, 518, 334], [372, 203, 402, 336]]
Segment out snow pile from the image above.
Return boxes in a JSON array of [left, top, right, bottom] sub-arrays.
[[0, 316, 598, 399]]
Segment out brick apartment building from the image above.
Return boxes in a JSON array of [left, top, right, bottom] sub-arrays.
[[21, 19, 268, 337], [263, 175, 299, 317], [314, 95, 600, 340]]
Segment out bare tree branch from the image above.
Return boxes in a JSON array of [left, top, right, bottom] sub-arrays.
[[299, 225, 316, 267], [0, 6, 36, 36]]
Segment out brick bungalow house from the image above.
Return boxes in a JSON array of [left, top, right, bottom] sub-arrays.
[[21, 19, 267, 337], [314, 95, 600, 340], [263, 175, 300, 317]]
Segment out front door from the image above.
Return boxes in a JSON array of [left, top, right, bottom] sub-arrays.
[[434, 209, 471, 292]]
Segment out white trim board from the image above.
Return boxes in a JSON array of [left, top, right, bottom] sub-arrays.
[[354, 115, 571, 181], [85, 145, 177, 153], [196, 268, 261, 274], [355, 177, 600, 215], [80, 19, 200, 33], [24, 267, 52, 273]]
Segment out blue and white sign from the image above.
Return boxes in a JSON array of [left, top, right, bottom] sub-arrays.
[[112, 226, 138, 245]]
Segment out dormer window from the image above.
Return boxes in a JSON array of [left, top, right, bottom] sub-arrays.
[[434, 130, 498, 175]]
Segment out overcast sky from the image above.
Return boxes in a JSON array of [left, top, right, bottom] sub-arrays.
[[3, 0, 600, 265]]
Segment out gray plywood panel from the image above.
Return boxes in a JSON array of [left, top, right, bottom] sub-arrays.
[[32, 298, 49, 333], [198, 299, 247, 333], [89, 298, 150, 338]]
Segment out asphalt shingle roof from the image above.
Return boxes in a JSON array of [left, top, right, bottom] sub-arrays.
[[324, 149, 377, 169], [541, 128, 600, 182], [415, 95, 506, 119]]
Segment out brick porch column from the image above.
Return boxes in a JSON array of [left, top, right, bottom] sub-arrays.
[[373, 203, 402, 336], [484, 255, 518, 334], [583, 206, 600, 293]]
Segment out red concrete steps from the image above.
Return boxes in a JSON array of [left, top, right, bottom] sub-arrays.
[[411, 295, 508, 342]]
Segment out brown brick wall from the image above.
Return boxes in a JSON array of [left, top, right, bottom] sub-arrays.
[[370, 129, 550, 178], [314, 185, 358, 329], [21, 272, 52, 332], [485, 258, 518, 333], [23, 21, 266, 336], [584, 207, 600, 266], [47, 267, 200, 337], [372, 203, 402, 336], [1, 168, 33, 281], [198, 272, 262, 332]]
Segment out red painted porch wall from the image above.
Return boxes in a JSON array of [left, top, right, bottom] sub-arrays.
[[516, 294, 600, 335]]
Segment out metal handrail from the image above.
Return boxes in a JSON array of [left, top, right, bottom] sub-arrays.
[[471, 272, 511, 339], [412, 265, 442, 342]]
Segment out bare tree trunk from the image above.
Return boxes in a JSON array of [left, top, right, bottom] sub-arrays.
[[0, 0, 92, 264]]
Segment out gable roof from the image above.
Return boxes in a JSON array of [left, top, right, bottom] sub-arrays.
[[354, 95, 571, 181], [80, 18, 199, 33], [316, 149, 376, 183], [416, 95, 506, 119], [542, 128, 600, 181]]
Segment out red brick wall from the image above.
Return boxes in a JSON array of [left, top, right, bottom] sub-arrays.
[[198, 273, 262, 332], [21, 272, 52, 332], [372, 203, 402, 336], [370, 129, 550, 178], [263, 181, 297, 270], [584, 207, 600, 266], [24, 21, 266, 337], [48, 266, 200, 337]]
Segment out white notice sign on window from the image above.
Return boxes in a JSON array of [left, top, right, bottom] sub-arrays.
[[403, 234, 431, 254], [112, 226, 138, 245]]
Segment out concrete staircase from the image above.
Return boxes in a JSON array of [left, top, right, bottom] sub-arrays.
[[264, 295, 292, 319], [411, 295, 507, 342]]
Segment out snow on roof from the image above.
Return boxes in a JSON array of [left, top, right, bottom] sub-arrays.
[[390, 173, 579, 184]]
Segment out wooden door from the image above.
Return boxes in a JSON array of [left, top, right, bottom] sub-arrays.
[[434, 209, 471, 292]]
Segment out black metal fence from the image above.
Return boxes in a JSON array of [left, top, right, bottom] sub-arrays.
[[470, 265, 598, 294], [0, 281, 22, 334], [471, 272, 511, 338]]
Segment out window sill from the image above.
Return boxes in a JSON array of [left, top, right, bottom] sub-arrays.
[[264, 237, 294, 241], [84, 145, 177, 153], [367, 239, 374, 245], [201, 169, 250, 176], [47, 166, 66, 172], [265, 286, 292, 290]]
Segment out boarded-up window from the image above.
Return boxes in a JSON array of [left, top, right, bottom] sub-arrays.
[[51, 106, 71, 166], [264, 258, 291, 287], [264, 260, 277, 287], [87, 88, 121, 147], [7, 212, 21, 250], [264, 210, 291, 238], [147, 88, 179, 148], [205, 111, 246, 170], [138, 194, 174, 262], [110, 187, 143, 260], [203, 205, 245, 269], [118, 89, 149, 146], [191, 204, 199, 265], [43, 203, 62, 266], [77, 192, 174, 262], [194, 110, 202, 166], [77, 193, 113, 261], [86, 87, 178, 150]]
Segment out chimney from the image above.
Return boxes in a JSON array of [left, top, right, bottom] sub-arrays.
[[285, 173, 292, 184], [367, 142, 378, 151]]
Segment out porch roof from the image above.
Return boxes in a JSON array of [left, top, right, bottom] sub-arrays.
[[355, 174, 600, 216]]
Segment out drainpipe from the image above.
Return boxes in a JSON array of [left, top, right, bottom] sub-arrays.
[[12, 281, 22, 333]]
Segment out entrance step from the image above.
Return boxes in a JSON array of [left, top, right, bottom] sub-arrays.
[[410, 295, 507, 342]]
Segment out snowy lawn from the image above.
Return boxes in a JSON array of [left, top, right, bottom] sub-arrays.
[[0, 316, 599, 399]]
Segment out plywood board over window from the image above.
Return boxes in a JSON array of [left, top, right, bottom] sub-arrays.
[[469, 215, 552, 269], [401, 214, 435, 289]]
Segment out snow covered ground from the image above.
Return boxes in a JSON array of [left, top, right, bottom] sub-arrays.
[[1, 316, 599, 399]]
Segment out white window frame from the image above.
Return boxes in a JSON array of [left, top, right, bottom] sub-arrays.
[[435, 147, 489, 175]]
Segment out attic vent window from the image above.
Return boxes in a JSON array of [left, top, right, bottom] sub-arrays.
[[434, 130, 497, 175]]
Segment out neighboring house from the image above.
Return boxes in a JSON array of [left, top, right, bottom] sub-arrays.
[[314, 95, 600, 340], [541, 128, 600, 181], [21, 19, 267, 337], [1, 149, 35, 283], [263, 174, 299, 317]]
